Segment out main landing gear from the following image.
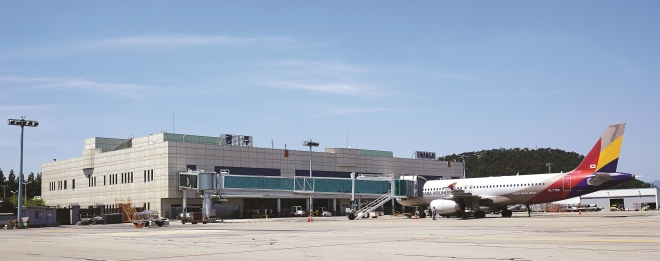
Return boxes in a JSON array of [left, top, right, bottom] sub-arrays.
[[501, 209, 513, 217], [474, 211, 486, 219]]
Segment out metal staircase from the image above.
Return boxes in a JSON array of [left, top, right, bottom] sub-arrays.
[[354, 190, 394, 220], [111, 135, 133, 151]]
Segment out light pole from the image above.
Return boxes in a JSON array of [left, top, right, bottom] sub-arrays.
[[460, 155, 469, 179], [22, 180, 32, 202], [546, 163, 553, 174], [8, 117, 39, 225], [303, 139, 319, 212], [1, 185, 7, 199]]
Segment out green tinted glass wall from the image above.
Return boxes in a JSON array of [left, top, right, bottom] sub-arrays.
[[222, 175, 389, 194]]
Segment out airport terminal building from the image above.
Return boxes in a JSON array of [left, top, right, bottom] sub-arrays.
[[42, 133, 462, 219]]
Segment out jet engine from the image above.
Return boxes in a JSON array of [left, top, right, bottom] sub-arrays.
[[430, 199, 462, 214]]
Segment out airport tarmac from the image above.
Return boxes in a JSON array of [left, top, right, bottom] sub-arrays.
[[2, 211, 660, 261]]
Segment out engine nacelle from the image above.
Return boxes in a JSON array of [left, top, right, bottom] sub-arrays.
[[430, 199, 462, 214]]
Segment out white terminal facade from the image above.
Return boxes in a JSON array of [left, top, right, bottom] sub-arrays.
[[42, 133, 462, 218]]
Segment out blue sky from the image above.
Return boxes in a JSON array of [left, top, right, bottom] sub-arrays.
[[1, 1, 659, 182]]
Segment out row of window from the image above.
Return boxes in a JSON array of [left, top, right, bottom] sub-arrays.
[[295, 170, 352, 178], [145, 169, 154, 182], [425, 182, 547, 191], [186, 165, 375, 179], [51, 170, 155, 191], [49, 180, 67, 191]]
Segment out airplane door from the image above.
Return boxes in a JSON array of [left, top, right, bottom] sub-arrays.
[[563, 176, 572, 191]]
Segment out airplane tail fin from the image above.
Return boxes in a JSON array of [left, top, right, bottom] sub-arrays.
[[573, 123, 625, 173]]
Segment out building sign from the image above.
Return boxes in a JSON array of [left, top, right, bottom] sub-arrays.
[[415, 151, 436, 160], [179, 173, 198, 189], [221, 134, 253, 147]]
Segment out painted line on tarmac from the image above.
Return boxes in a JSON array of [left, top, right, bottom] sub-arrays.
[[442, 236, 660, 244], [118, 239, 398, 261]]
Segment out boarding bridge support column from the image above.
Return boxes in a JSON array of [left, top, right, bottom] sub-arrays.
[[277, 198, 281, 217], [332, 198, 337, 214], [182, 190, 188, 215], [306, 198, 310, 212]]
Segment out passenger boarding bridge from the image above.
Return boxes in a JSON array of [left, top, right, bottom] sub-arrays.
[[178, 170, 424, 220]]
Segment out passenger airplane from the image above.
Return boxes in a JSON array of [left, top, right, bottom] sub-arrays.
[[397, 123, 635, 218]]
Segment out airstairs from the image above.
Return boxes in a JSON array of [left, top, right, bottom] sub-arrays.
[[353, 190, 394, 220]]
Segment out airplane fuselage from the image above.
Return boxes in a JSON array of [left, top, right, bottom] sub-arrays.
[[397, 171, 635, 208]]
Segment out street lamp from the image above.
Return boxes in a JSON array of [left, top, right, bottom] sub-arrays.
[[546, 163, 554, 174], [22, 180, 32, 202], [10, 190, 18, 196], [1, 185, 7, 199], [8, 117, 39, 225], [303, 139, 319, 212], [460, 155, 469, 179]]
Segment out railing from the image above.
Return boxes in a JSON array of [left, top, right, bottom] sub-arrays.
[[354, 190, 394, 220]]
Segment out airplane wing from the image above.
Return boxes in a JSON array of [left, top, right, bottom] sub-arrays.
[[447, 188, 495, 206]]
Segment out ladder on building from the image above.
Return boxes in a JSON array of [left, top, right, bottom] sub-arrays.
[[115, 197, 137, 223], [354, 190, 394, 220]]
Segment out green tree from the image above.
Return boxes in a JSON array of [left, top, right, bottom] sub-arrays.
[[8, 195, 45, 207], [34, 172, 42, 196], [26, 172, 35, 198], [0, 168, 6, 199], [7, 169, 18, 195]]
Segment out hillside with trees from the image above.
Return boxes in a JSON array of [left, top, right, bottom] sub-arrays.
[[439, 148, 655, 189]]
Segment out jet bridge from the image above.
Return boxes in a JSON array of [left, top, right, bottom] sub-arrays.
[[179, 170, 395, 219]]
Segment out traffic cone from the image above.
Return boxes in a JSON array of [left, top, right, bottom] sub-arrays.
[[307, 215, 312, 222], [579, 210, 582, 215]]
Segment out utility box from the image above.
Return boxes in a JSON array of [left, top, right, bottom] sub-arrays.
[[22, 206, 58, 227]]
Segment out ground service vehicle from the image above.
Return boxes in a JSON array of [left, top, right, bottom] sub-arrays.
[[180, 212, 207, 224], [318, 207, 332, 217], [291, 206, 306, 216]]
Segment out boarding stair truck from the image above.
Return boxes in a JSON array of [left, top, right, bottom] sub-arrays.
[[346, 173, 424, 220]]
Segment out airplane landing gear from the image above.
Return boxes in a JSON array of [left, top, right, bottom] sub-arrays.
[[501, 210, 512, 217], [474, 211, 486, 219]]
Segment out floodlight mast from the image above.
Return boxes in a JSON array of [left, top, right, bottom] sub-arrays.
[[546, 163, 554, 174], [303, 139, 319, 212], [8, 117, 39, 227], [460, 155, 469, 179]]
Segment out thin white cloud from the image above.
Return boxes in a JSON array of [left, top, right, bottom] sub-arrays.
[[313, 107, 415, 117], [0, 104, 75, 111], [0, 35, 296, 58], [270, 59, 371, 74], [0, 76, 157, 99], [87, 35, 294, 48], [267, 80, 384, 96]]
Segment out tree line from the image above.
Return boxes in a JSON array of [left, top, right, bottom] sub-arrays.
[[439, 148, 655, 189], [0, 168, 42, 199]]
